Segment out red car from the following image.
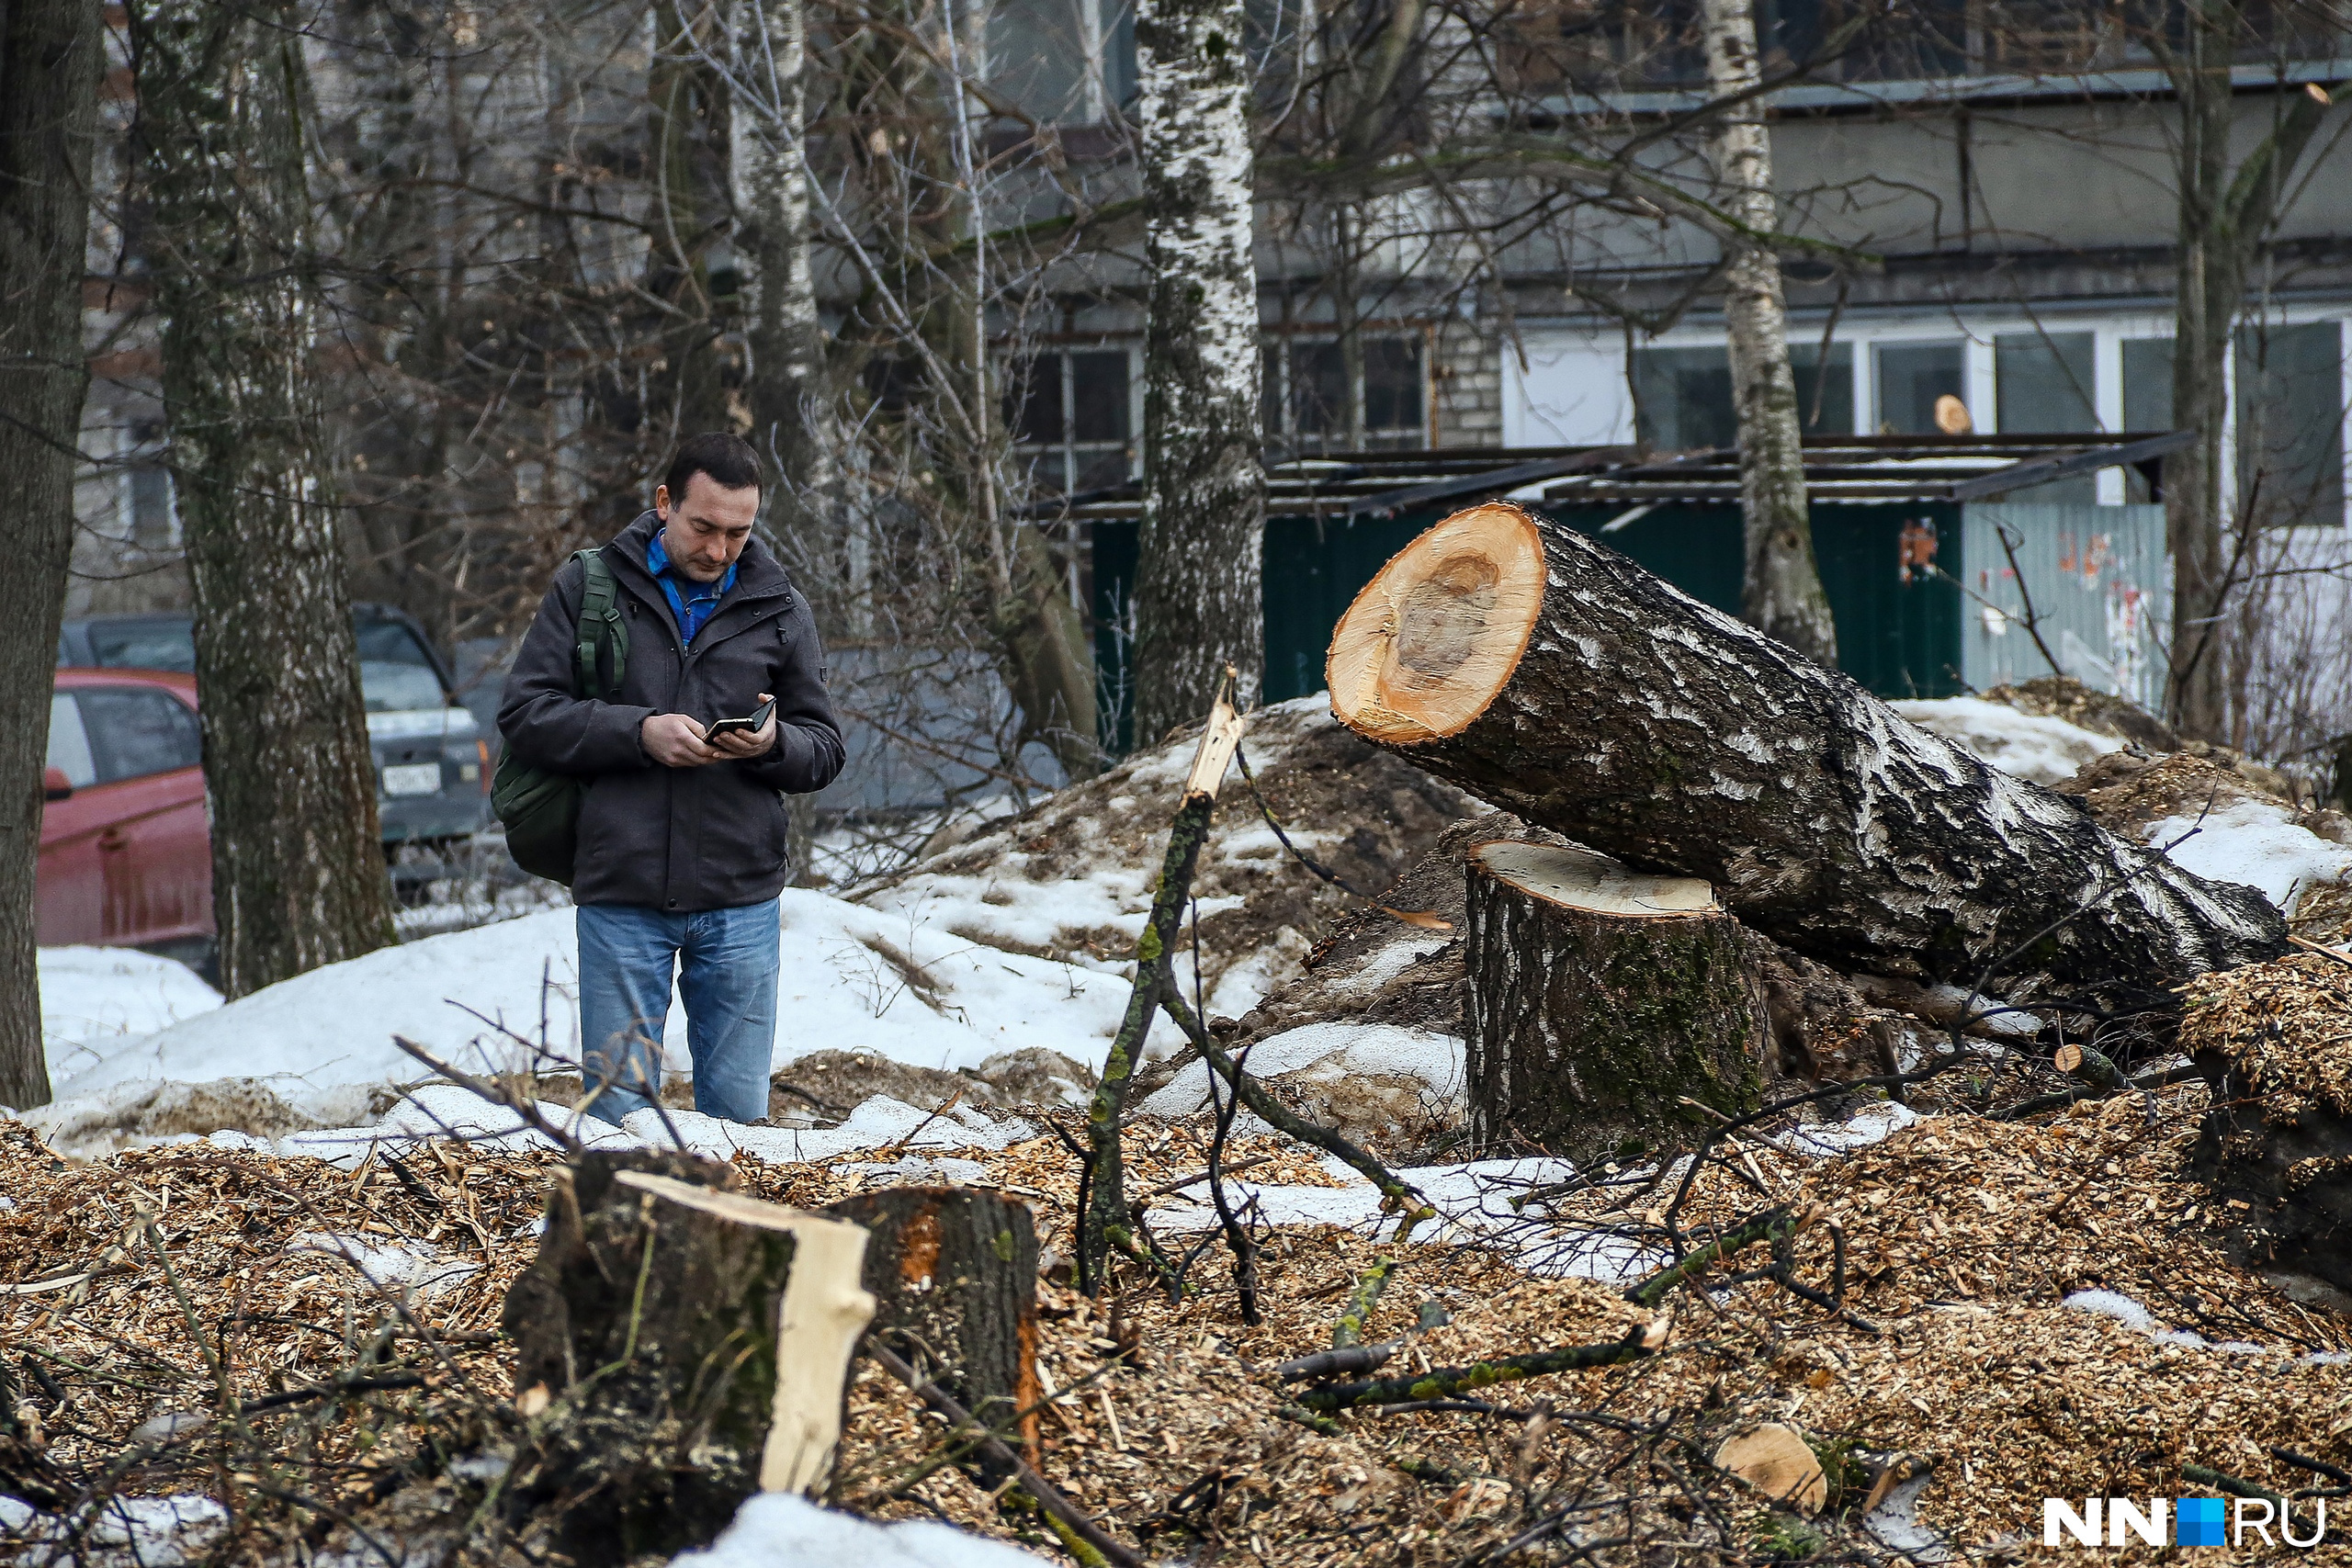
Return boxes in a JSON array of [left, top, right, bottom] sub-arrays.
[[40, 669, 212, 952]]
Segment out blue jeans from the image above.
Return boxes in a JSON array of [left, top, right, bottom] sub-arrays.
[[576, 900, 779, 1125]]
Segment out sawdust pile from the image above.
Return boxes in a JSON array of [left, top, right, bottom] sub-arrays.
[[8, 1057, 2352, 1565]]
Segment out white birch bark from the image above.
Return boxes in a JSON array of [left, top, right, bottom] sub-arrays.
[[1701, 0, 1838, 667], [1130, 0, 1267, 738]]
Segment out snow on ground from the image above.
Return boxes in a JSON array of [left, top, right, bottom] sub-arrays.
[[672, 1492, 1048, 1568], [47, 888, 1174, 1116], [0, 1495, 228, 1568], [1890, 697, 2122, 786], [1137, 1021, 1464, 1118], [38, 946, 220, 1084], [2144, 795, 2352, 909]]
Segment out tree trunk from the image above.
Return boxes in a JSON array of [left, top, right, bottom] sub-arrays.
[[136, 0, 395, 998], [2162, 9, 2339, 741], [1701, 0, 1836, 667], [734, 0, 833, 519], [503, 1152, 874, 1560], [1324, 502, 2286, 1011], [0, 0, 103, 1110], [1466, 840, 1764, 1162], [1130, 0, 1266, 742], [827, 1186, 1042, 1465]]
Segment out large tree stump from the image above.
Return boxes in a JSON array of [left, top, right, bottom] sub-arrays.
[[501, 1151, 873, 1564], [1466, 840, 1765, 1161], [827, 1187, 1041, 1464], [1326, 502, 2284, 1011]]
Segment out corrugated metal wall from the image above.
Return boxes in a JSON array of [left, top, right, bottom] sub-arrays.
[[1957, 503, 2171, 713]]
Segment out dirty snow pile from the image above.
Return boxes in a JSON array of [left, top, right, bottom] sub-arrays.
[[1891, 696, 2121, 786], [2143, 795, 2352, 910], [27, 886, 1171, 1156]]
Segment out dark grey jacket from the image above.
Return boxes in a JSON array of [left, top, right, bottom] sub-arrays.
[[498, 511, 845, 909]]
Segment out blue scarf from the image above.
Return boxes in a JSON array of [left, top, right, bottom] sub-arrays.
[[646, 528, 738, 644]]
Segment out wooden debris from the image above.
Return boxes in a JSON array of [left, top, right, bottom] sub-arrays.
[[1713, 1422, 1829, 1514]]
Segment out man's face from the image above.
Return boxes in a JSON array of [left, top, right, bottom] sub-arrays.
[[654, 472, 761, 582]]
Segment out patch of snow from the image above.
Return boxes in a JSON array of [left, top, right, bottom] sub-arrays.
[[1138, 1022, 1464, 1118], [1862, 1474, 1961, 1564], [39, 946, 221, 1085], [2062, 1289, 2266, 1354], [620, 1095, 1033, 1165], [52, 891, 1159, 1120], [1891, 697, 2122, 786], [670, 1491, 1049, 1568], [289, 1231, 482, 1301], [0, 1494, 228, 1567], [1772, 1100, 1921, 1156], [2145, 796, 2352, 909]]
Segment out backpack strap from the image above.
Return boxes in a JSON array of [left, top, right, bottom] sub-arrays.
[[573, 547, 629, 700]]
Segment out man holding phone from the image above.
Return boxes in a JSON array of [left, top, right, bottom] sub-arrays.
[[500, 433, 843, 1125]]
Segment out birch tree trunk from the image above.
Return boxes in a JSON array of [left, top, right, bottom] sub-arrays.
[[1700, 0, 1836, 668], [1130, 0, 1267, 741], [137, 0, 395, 998], [0, 0, 103, 1109], [2161, 4, 2336, 740], [735, 0, 832, 524]]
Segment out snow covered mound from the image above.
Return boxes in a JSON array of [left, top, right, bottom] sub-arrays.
[[851, 694, 1474, 1025], [1889, 696, 2122, 786], [39, 946, 220, 1084], [40, 887, 1159, 1138], [673, 1492, 1048, 1568]]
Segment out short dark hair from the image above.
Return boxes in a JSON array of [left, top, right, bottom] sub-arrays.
[[664, 432, 763, 502]]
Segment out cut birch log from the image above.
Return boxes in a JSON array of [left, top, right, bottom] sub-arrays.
[[827, 1187, 1042, 1467], [1465, 840, 1765, 1160], [1325, 502, 2287, 1010], [500, 1152, 868, 1564]]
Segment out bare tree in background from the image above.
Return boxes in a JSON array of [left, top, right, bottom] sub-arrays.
[[0, 0, 104, 1106], [135, 0, 395, 996], [1702, 0, 1837, 666]]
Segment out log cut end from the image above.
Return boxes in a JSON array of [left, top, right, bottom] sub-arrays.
[[1327, 502, 1544, 743], [1471, 840, 1716, 920]]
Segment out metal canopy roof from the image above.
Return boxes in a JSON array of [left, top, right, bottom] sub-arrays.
[[1030, 431, 2192, 523]]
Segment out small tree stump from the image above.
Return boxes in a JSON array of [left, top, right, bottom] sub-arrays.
[[501, 1151, 872, 1564], [1466, 840, 1766, 1162], [828, 1187, 1042, 1462]]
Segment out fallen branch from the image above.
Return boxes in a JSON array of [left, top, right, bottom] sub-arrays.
[[1626, 1207, 1810, 1310], [864, 1340, 1143, 1568], [1273, 1341, 1402, 1384], [1331, 1259, 1394, 1348], [1293, 1319, 1668, 1413]]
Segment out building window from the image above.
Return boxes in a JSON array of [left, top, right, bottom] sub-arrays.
[[1996, 330, 2098, 502], [2236, 321, 2346, 529], [1875, 341, 1968, 434], [1010, 348, 1135, 494], [1262, 335, 1428, 457], [1631, 343, 1852, 450]]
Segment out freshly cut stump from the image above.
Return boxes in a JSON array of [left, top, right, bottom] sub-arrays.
[[1466, 840, 1764, 1162], [502, 1152, 870, 1563], [1327, 501, 2283, 1010], [828, 1187, 1042, 1466]]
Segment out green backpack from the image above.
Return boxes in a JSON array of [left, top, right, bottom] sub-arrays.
[[492, 547, 630, 886]]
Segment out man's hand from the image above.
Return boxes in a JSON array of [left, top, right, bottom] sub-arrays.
[[642, 712, 721, 767], [708, 693, 779, 760]]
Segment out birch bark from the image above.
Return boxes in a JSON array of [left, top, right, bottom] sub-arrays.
[[138, 0, 395, 997], [1130, 0, 1267, 740], [1701, 0, 1837, 667], [0, 0, 103, 1108]]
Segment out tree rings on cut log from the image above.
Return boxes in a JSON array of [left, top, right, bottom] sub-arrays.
[[1465, 840, 1765, 1163], [1326, 502, 1545, 743]]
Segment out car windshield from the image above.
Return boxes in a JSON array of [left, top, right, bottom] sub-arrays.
[[86, 623, 197, 672], [355, 618, 448, 713]]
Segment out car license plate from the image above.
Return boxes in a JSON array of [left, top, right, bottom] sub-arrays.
[[382, 762, 442, 797]]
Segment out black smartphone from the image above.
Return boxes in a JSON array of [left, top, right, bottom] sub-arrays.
[[707, 696, 775, 738]]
